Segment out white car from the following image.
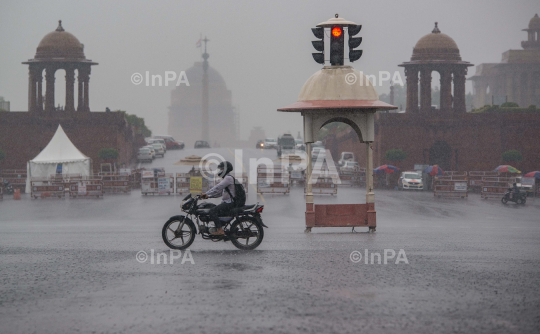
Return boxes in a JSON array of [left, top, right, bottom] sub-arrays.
[[398, 171, 424, 190], [148, 138, 167, 152], [264, 138, 277, 149], [311, 147, 326, 162], [340, 161, 359, 172], [152, 143, 165, 157], [137, 148, 153, 162], [144, 145, 156, 159]]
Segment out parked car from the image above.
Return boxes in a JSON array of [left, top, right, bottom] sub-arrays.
[[194, 140, 211, 149], [256, 140, 265, 149], [264, 138, 277, 149], [340, 161, 359, 172], [137, 148, 153, 162], [152, 143, 165, 157], [153, 135, 185, 150], [338, 152, 355, 166], [311, 147, 326, 162], [147, 138, 167, 152], [398, 171, 424, 190], [144, 145, 156, 159]]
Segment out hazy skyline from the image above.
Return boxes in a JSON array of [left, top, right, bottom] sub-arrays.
[[0, 0, 537, 140]]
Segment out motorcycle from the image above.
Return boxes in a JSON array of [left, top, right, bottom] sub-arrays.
[[162, 194, 267, 251], [501, 188, 527, 205], [2, 181, 14, 195]]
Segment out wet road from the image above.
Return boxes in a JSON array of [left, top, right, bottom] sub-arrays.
[[1, 148, 540, 333]]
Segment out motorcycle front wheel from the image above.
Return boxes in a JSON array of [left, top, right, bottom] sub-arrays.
[[229, 216, 264, 250], [501, 196, 508, 204], [162, 217, 196, 250]]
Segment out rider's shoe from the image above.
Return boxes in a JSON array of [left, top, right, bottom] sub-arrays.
[[210, 228, 225, 236]]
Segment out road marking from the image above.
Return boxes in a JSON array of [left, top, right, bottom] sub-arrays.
[[227, 148, 265, 204]]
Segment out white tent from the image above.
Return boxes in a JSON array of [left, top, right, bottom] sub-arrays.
[[26, 125, 92, 192]]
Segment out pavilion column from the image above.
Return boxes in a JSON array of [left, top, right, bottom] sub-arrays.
[[527, 72, 533, 107], [28, 66, 37, 112], [420, 68, 432, 112], [453, 67, 467, 113], [45, 66, 56, 112], [83, 68, 90, 111], [77, 69, 84, 111], [366, 142, 374, 204], [440, 69, 452, 112], [303, 113, 315, 232], [37, 68, 43, 111], [65, 67, 75, 112], [405, 67, 419, 113]]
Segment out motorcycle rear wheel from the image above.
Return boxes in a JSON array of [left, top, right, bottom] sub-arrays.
[[229, 216, 264, 250], [162, 217, 196, 250], [520, 197, 527, 205]]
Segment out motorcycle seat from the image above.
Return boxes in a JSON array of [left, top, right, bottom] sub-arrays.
[[230, 204, 256, 214]]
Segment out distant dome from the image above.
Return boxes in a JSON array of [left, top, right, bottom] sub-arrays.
[[411, 22, 461, 62], [183, 62, 226, 88], [35, 21, 85, 59], [528, 14, 540, 30]]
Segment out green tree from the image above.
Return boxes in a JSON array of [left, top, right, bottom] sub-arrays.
[[98, 148, 119, 161], [501, 102, 519, 108], [117, 110, 152, 137], [502, 150, 522, 163], [385, 149, 407, 162]]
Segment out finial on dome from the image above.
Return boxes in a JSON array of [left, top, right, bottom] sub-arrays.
[[432, 22, 441, 34], [56, 20, 64, 32]]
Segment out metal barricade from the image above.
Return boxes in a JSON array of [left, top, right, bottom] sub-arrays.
[[69, 179, 104, 198], [468, 171, 500, 192], [100, 174, 131, 194], [141, 171, 174, 195], [30, 179, 66, 199], [480, 177, 512, 199], [130, 169, 142, 189], [338, 170, 362, 187], [433, 175, 468, 198], [1, 172, 27, 193], [257, 166, 290, 194]]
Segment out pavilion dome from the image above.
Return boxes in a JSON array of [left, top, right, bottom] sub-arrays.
[[528, 14, 540, 30], [411, 22, 461, 62], [298, 66, 378, 102], [34, 21, 85, 59]]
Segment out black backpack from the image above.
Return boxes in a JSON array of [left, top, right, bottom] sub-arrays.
[[225, 175, 246, 207]]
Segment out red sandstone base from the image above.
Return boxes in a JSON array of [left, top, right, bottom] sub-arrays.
[[305, 203, 376, 232]]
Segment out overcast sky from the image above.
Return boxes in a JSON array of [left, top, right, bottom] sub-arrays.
[[0, 0, 537, 139]]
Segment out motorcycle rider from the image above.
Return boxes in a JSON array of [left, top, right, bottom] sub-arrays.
[[201, 161, 235, 236], [512, 182, 520, 201]]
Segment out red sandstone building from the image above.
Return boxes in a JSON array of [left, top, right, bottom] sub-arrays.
[[0, 21, 142, 170], [327, 20, 540, 173]]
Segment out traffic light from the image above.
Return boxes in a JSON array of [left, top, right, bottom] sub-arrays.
[[348, 24, 363, 62], [330, 25, 344, 66], [311, 27, 324, 64]]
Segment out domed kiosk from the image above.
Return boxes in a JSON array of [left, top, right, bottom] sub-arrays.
[[22, 21, 97, 112], [279, 15, 396, 233], [399, 23, 472, 113]]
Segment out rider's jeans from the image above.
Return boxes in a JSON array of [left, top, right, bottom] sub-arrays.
[[209, 202, 235, 229]]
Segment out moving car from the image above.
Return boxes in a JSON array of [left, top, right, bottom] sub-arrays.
[[194, 140, 211, 149], [264, 138, 277, 149], [398, 171, 424, 190], [152, 143, 165, 157], [256, 140, 265, 149], [277, 134, 296, 157], [137, 147, 153, 162]]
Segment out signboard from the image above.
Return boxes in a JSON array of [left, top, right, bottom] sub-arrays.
[[78, 181, 87, 195], [521, 177, 535, 187], [142, 171, 154, 179], [158, 178, 169, 190], [119, 168, 131, 176], [189, 177, 203, 193], [454, 182, 467, 191], [56, 163, 63, 175]]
